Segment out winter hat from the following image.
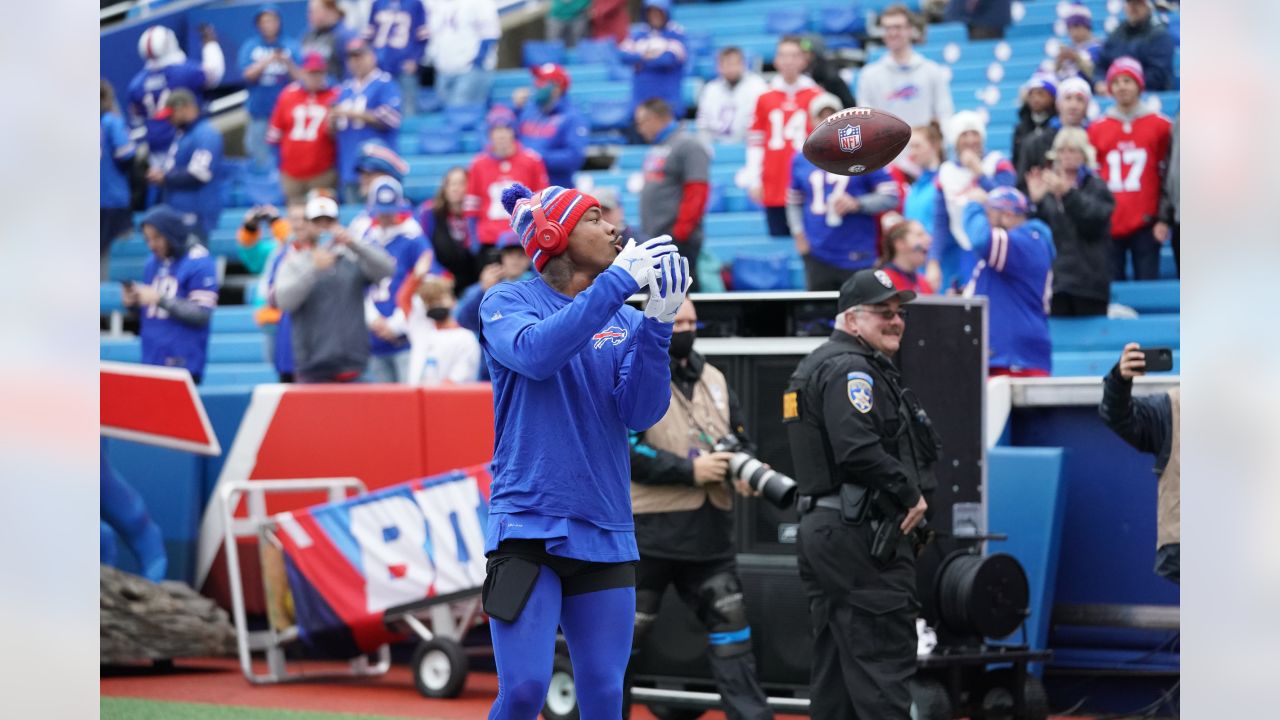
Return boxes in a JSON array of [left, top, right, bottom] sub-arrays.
[[944, 110, 987, 147], [501, 183, 600, 272], [987, 187, 1028, 215], [140, 204, 198, 256], [808, 92, 844, 122], [1057, 76, 1093, 100], [1063, 4, 1092, 29], [368, 176, 408, 215], [1106, 56, 1146, 91], [531, 63, 571, 93], [355, 140, 410, 183], [486, 105, 519, 132], [1022, 71, 1057, 99]]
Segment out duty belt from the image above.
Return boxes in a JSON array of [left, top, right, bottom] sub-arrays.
[[796, 493, 843, 515]]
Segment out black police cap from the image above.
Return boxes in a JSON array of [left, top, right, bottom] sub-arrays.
[[837, 269, 918, 314]]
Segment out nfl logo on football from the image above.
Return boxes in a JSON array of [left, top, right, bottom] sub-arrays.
[[838, 124, 861, 154]]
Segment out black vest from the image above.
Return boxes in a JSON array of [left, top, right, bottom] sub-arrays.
[[783, 332, 941, 498]]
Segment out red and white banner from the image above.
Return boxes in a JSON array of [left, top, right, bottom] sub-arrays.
[[100, 361, 221, 455]]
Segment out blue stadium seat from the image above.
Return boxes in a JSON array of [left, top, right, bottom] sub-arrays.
[[766, 8, 808, 35], [109, 236, 150, 259], [711, 143, 747, 165], [924, 22, 968, 45], [210, 306, 259, 334], [1049, 315, 1180, 353], [101, 337, 142, 363], [207, 334, 266, 364], [615, 145, 651, 171], [523, 40, 566, 68], [108, 257, 148, 283], [704, 212, 769, 239], [568, 38, 619, 66], [420, 130, 461, 155], [101, 282, 125, 315], [815, 5, 866, 35], [590, 99, 633, 131], [1110, 281, 1179, 314], [444, 103, 488, 131], [202, 363, 278, 387]]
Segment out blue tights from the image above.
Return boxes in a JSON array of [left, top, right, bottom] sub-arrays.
[[488, 565, 635, 719]]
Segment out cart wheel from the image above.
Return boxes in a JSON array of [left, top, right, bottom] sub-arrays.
[[910, 675, 953, 720], [975, 669, 1049, 720], [542, 652, 579, 720], [412, 638, 468, 699], [647, 704, 704, 720]]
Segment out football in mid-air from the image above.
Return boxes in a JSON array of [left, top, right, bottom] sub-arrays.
[[801, 107, 911, 176]]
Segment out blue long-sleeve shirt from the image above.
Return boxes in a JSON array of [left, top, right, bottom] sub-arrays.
[[364, 0, 428, 75], [517, 97, 589, 189], [479, 266, 673, 561]]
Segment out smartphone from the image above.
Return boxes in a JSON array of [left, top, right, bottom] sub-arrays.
[[1141, 347, 1174, 373]]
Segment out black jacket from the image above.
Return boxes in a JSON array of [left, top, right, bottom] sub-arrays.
[[1012, 104, 1057, 178], [630, 352, 751, 560], [1099, 364, 1173, 475], [1033, 170, 1115, 302]]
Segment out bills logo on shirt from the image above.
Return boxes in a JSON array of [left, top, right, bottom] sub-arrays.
[[838, 124, 862, 154], [592, 325, 628, 350]]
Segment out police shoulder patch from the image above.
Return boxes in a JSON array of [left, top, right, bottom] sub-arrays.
[[846, 371, 874, 414]]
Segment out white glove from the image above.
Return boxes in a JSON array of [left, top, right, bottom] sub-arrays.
[[644, 252, 691, 323], [611, 235, 676, 289]]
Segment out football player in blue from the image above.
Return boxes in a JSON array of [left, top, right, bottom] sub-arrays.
[[479, 182, 689, 719], [128, 24, 225, 163], [330, 38, 403, 202], [123, 205, 220, 384], [146, 89, 224, 240]]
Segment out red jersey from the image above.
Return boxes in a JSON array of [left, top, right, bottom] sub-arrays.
[[746, 79, 822, 207], [267, 83, 340, 179], [465, 144, 549, 246], [882, 264, 935, 295], [1087, 110, 1171, 237]]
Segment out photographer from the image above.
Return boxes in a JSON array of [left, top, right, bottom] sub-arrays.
[[628, 298, 773, 720], [785, 269, 939, 720], [1099, 342, 1179, 583]]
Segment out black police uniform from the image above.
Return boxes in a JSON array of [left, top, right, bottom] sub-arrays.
[[783, 273, 940, 720], [629, 352, 773, 720]]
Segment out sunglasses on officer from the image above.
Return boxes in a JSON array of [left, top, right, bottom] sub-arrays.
[[854, 306, 909, 321]]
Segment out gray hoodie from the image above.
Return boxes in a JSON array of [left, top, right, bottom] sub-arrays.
[[854, 50, 954, 128], [275, 239, 395, 381]]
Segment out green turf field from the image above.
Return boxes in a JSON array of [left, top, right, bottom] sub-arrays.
[[101, 697, 409, 720]]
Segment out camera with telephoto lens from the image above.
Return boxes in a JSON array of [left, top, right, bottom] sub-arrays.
[[713, 434, 798, 509]]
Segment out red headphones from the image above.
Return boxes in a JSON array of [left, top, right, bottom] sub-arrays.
[[530, 198, 569, 256]]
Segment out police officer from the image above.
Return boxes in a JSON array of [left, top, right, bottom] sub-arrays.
[[629, 298, 774, 720], [784, 268, 940, 720]]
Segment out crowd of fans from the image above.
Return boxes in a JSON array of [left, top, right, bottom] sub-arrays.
[[100, 0, 1179, 384]]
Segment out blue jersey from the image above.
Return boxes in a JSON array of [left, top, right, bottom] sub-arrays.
[[364, 0, 428, 74], [479, 268, 673, 561], [364, 218, 433, 356], [238, 35, 300, 119], [161, 118, 224, 236], [618, 23, 688, 115], [140, 244, 220, 377], [334, 72, 403, 184], [101, 112, 137, 209], [517, 98, 589, 189], [788, 154, 896, 271], [962, 204, 1055, 373], [127, 62, 209, 156]]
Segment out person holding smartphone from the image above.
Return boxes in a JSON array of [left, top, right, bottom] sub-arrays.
[[1099, 342, 1179, 583]]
